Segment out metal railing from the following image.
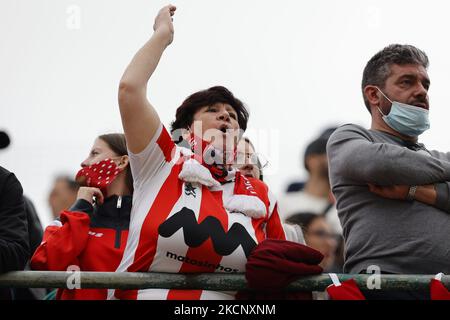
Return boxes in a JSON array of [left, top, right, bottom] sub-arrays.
[[0, 271, 448, 291]]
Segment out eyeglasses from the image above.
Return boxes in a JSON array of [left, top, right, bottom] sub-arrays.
[[235, 152, 269, 170]]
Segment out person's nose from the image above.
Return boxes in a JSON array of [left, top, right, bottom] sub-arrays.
[[414, 82, 428, 102], [217, 109, 231, 122], [327, 237, 337, 250], [80, 157, 90, 168]]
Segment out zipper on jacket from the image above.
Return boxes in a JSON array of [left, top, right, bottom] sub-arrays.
[[117, 196, 122, 209], [114, 196, 123, 249]]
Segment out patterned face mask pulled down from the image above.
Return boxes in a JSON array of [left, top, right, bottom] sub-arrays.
[[75, 158, 122, 194], [376, 87, 430, 137], [177, 133, 267, 219], [188, 133, 237, 167]]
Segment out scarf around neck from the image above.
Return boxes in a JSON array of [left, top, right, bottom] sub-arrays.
[[177, 136, 267, 219]]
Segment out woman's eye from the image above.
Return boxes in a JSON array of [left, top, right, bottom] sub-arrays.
[[230, 114, 237, 119]]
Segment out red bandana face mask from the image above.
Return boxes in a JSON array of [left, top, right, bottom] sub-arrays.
[[189, 133, 237, 165], [75, 158, 122, 194], [188, 133, 237, 182]]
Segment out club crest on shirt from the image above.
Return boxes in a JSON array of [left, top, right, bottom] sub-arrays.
[[184, 183, 197, 198]]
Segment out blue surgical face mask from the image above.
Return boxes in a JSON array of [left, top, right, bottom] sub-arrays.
[[376, 88, 430, 137]]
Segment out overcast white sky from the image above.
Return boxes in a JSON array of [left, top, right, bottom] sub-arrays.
[[2, 0, 450, 226]]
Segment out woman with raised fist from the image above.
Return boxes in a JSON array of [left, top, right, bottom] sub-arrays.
[[111, 5, 322, 300]]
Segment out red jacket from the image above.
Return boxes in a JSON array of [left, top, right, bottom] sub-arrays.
[[31, 195, 131, 300]]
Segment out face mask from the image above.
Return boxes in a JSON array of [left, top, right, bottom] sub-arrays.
[[376, 88, 430, 137], [75, 158, 122, 194]]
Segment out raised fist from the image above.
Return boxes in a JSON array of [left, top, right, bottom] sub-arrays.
[[153, 5, 177, 46]]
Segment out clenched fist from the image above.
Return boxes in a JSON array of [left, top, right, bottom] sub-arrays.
[[77, 187, 104, 205], [368, 184, 409, 200], [153, 5, 177, 46]]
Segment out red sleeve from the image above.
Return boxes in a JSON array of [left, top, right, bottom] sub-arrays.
[[30, 211, 90, 271], [157, 125, 177, 162], [128, 124, 178, 187], [246, 178, 286, 240], [265, 203, 287, 240]]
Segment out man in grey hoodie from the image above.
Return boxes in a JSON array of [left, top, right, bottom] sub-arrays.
[[327, 44, 450, 300]]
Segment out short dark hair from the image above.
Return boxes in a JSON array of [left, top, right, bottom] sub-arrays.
[[362, 44, 429, 113], [98, 133, 133, 193], [170, 86, 249, 133], [303, 127, 336, 172], [303, 138, 327, 172]]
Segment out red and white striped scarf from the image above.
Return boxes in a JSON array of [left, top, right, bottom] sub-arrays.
[[178, 135, 267, 219]]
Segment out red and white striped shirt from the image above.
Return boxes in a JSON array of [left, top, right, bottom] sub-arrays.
[[111, 124, 287, 300]]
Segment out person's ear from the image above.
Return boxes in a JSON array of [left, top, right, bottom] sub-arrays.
[[117, 155, 129, 170], [306, 155, 318, 171], [364, 85, 381, 112]]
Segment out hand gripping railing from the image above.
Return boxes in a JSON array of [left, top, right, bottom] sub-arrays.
[[0, 271, 448, 291]]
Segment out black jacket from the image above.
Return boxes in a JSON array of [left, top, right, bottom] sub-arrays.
[[0, 166, 29, 299], [0, 166, 29, 272], [24, 196, 44, 256], [69, 194, 132, 249]]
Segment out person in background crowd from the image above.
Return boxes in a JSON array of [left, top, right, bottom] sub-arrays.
[[278, 128, 344, 271], [279, 128, 341, 233], [31, 133, 133, 300], [48, 175, 79, 219], [233, 137, 266, 181], [285, 212, 339, 300], [327, 44, 450, 300], [285, 213, 338, 272]]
